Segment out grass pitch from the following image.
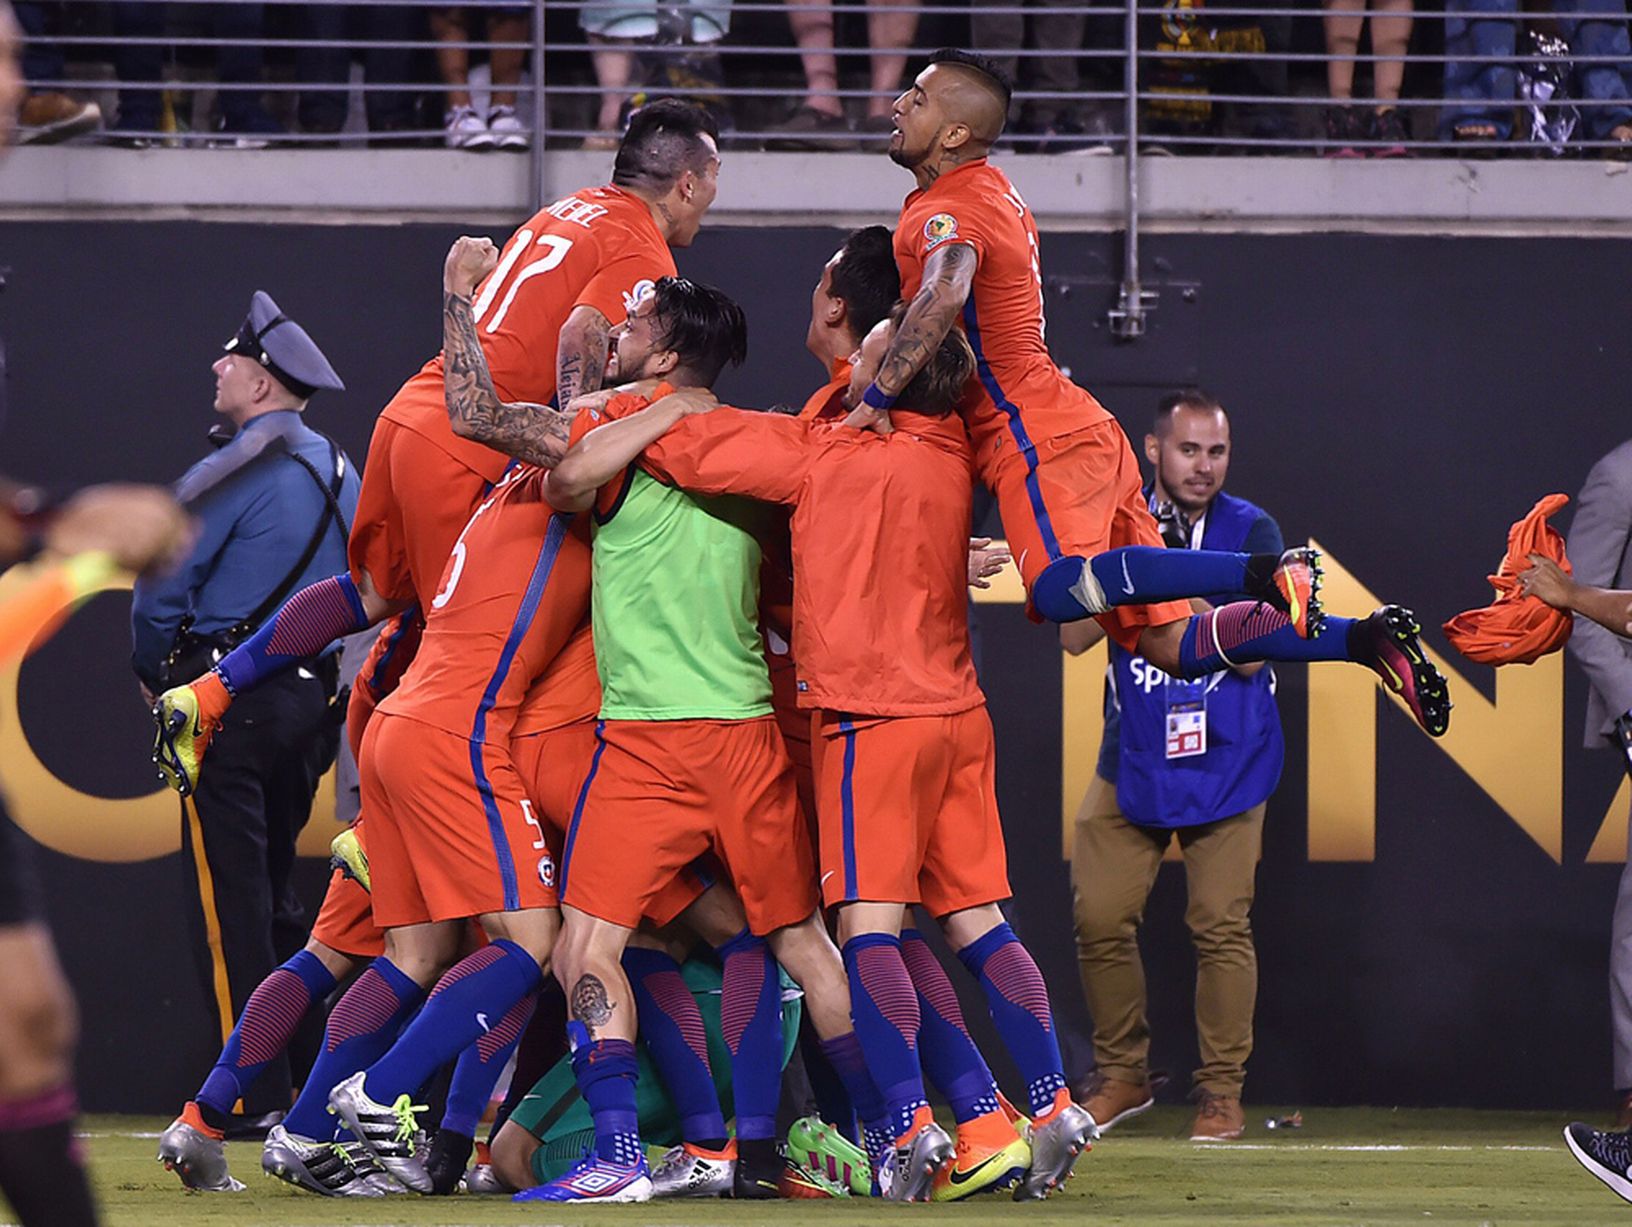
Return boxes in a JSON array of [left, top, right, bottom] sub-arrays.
[[75, 1107, 1628, 1227]]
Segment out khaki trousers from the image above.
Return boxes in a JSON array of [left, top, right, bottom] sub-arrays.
[[1071, 772, 1264, 1097]]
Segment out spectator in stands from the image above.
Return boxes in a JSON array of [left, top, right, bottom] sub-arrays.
[[764, 0, 919, 149], [12, 0, 99, 143], [297, 5, 420, 143], [110, 2, 283, 146], [1441, 0, 1632, 151], [973, 3, 1094, 149], [430, 5, 530, 150], [578, 0, 729, 150], [1323, 0, 1413, 155]]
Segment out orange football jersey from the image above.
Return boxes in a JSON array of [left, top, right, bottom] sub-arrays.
[[895, 160, 1112, 477], [642, 408, 982, 716], [380, 464, 593, 744], [352, 184, 675, 605]]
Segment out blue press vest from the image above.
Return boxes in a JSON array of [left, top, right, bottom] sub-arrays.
[[1105, 491, 1284, 828]]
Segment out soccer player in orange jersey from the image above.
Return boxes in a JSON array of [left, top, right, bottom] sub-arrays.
[[858, 50, 1450, 737], [152, 102, 723, 1196], [590, 308, 1093, 1199]]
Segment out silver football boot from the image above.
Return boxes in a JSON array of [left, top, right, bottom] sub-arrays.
[[326, 1071, 432, 1193], [261, 1124, 398, 1196], [649, 1143, 736, 1197], [462, 1163, 511, 1195], [156, 1113, 245, 1192], [1014, 1102, 1096, 1200], [878, 1121, 954, 1202]]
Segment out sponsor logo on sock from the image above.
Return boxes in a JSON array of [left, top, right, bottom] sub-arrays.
[[1120, 554, 1136, 596]]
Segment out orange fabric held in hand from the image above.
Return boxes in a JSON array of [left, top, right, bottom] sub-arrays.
[[1443, 493, 1573, 665]]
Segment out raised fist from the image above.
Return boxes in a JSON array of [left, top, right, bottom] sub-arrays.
[[444, 235, 500, 298]]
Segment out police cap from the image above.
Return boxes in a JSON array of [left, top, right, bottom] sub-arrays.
[[223, 291, 345, 399]]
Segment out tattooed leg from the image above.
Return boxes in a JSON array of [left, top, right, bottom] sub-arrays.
[[556, 907, 638, 1045]]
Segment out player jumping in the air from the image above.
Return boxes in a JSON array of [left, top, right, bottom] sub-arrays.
[[854, 49, 1450, 737], [152, 102, 721, 1196]]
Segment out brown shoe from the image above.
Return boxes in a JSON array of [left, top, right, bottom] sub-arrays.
[[1076, 1071, 1155, 1134], [18, 92, 102, 145], [1190, 1090, 1245, 1141], [764, 105, 853, 151]]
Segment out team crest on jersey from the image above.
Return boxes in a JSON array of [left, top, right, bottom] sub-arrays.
[[622, 279, 657, 314], [537, 854, 556, 888], [923, 213, 959, 249]]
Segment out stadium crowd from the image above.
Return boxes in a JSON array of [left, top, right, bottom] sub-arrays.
[[13, 0, 1632, 153]]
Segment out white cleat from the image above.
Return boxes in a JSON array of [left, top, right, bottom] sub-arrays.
[[1015, 1102, 1096, 1200], [261, 1124, 397, 1196], [648, 1142, 736, 1197], [326, 1072, 431, 1194], [879, 1121, 954, 1202], [157, 1114, 244, 1192]]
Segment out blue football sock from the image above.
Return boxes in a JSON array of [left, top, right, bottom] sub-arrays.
[[622, 947, 727, 1146], [440, 990, 537, 1139], [819, 1031, 891, 1167], [1034, 547, 1262, 622], [800, 1015, 856, 1141], [1177, 606, 1359, 678], [283, 957, 421, 1140], [364, 940, 542, 1105], [901, 930, 1000, 1124], [214, 573, 368, 696], [841, 932, 927, 1141], [568, 1028, 643, 1167], [957, 923, 1066, 1117], [717, 929, 783, 1143], [197, 949, 336, 1121]]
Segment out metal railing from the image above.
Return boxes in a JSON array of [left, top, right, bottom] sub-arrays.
[[19, 0, 1632, 337], [20, 0, 1632, 159]]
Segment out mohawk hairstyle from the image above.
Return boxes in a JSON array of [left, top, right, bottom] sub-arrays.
[[927, 48, 1014, 116], [613, 99, 720, 195]]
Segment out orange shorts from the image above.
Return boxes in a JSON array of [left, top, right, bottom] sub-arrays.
[[360, 711, 559, 929], [559, 717, 817, 936], [985, 418, 1190, 650], [511, 718, 705, 928], [810, 706, 1011, 916], [309, 823, 384, 958]]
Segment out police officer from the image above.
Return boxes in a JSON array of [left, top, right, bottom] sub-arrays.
[[131, 292, 360, 1130], [1062, 388, 1285, 1145]]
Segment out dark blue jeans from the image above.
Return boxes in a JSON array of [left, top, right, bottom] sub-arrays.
[[296, 4, 420, 133], [1443, 0, 1632, 138], [114, 2, 269, 130], [14, 3, 61, 86]]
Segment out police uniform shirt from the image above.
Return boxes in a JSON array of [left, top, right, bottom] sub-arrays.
[[130, 410, 361, 688]]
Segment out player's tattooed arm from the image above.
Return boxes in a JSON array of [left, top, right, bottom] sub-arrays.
[[441, 290, 575, 468], [570, 973, 615, 1037], [875, 242, 977, 398], [556, 305, 614, 408]]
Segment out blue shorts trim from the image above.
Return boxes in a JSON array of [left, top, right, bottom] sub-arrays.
[[468, 513, 571, 911], [962, 298, 1061, 562]]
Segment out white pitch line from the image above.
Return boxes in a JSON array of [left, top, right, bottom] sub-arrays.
[[1188, 1143, 1559, 1152]]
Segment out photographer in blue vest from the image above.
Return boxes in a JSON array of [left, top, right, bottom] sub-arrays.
[[1063, 388, 1284, 1145]]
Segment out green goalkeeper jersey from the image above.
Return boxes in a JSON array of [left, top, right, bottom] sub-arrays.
[[590, 465, 772, 721]]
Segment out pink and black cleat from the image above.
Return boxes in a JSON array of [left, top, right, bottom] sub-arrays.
[[1354, 605, 1452, 737]]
